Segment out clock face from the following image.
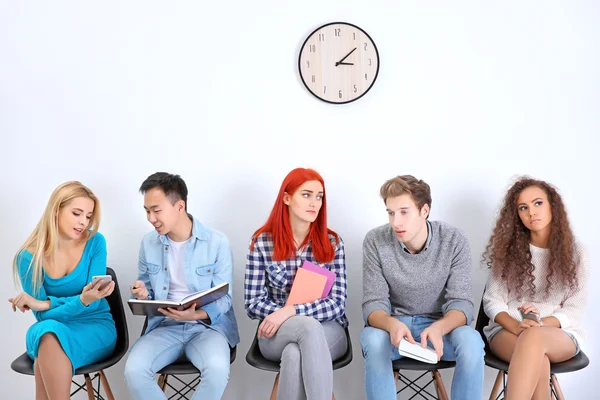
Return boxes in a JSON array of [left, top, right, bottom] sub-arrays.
[[298, 22, 380, 104]]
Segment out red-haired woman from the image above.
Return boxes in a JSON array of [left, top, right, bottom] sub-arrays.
[[482, 177, 588, 399], [244, 168, 348, 400]]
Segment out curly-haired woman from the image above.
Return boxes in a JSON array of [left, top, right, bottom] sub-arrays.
[[482, 177, 588, 399]]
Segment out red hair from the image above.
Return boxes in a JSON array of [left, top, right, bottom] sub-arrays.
[[251, 168, 339, 263]]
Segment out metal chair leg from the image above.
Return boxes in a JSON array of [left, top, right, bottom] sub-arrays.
[[551, 374, 565, 400]]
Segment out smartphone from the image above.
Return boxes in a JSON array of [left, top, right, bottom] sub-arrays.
[[91, 275, 113, 290], [519, 309, 542, 324]]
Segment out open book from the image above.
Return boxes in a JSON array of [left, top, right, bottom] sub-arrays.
[[398, 338, 438, 364], [128, 282, 229, 316]]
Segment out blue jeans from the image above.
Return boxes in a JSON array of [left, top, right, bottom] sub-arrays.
[[124, 320, 231, 400], [360, 316, 484, 400]]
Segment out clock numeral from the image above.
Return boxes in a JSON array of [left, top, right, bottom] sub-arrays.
[[309, 44, 316, 53], [311, 75, 315, 83], [353, 32, 356, 40], [306, 61, 310, 68], [323, 86, 326, 94], [338, 90, 342, 99], [318, 33, 325, 42], [364, 42, 368, 51], [365, 73, 368, 80], [368, 58, 372, 66], [354, 85, 357, 93], [335, 28, 341, 37]]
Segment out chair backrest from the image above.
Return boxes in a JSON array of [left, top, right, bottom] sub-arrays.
[[106, 267, 130, 359], [474, 297, 492, 353], [332, 327, 353, 370], [474, 299, 489, 337]]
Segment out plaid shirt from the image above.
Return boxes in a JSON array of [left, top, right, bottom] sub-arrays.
[[244, 232, 349, 327]]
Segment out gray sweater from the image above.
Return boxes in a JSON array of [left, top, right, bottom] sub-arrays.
[[362, 220, 474, 326]]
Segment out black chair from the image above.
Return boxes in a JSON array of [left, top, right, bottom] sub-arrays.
[[475, 299, 589, 400], [139, 317, 237, 400], [392, 358, 456, 400], [245, 324, 353, 400], [10, 267, 129, 400]]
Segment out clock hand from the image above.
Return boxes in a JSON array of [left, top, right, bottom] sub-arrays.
[[338, 62, 354, 66], [335, 47, 357, 66]]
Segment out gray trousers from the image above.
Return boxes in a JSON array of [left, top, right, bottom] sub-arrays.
[[258, 316, 347, 400]]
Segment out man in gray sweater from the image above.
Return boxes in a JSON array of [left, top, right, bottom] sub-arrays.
[[361, 175, 484, 400]]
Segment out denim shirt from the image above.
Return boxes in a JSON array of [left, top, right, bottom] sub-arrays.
[[136, 215, 240, 347]]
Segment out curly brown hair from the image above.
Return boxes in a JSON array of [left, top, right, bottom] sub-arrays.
[[482, 177, 579, 298]]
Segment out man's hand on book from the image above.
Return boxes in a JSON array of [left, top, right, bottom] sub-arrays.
[[387, 318, 416, 348], [258, 306, 296, 339], [158, 302, 208, 321], [420, 323, 444, 361]]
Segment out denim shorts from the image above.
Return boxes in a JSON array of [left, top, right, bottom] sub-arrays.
[[565, 332, 581, 356]]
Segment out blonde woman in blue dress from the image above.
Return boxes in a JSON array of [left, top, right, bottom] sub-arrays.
[[9, 181, 117, 400]]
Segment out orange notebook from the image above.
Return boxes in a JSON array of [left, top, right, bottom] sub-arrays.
[[285, 268, 328, 306]]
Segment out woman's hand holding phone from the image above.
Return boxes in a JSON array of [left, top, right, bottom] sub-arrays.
[[80, 278, 115, 306], [516, 302, 543, 334]]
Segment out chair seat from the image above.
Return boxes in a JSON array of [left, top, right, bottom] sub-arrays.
[[158, 346, 237, 375], [393, 358, 456, 371], [551, 352, 589, 374], [485, 351, 589, 374], [11, 349, 126, 377], [10, 353, 34, 376]]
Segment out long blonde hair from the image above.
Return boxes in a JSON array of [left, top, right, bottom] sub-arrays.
[[13, 181, 101, 294]]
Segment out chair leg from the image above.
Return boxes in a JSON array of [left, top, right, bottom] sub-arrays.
[[157, 374, 168, 392], [84, 374, 95, 400], [432, 370, 449, 400], [489, 371, 505, 400], [270, 373, 279, 400], [97, 370, 115, 400], [551, 374, 565, 400], [394, 370, 399, 386]]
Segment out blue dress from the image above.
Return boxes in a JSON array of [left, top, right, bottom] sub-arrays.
[[16, 232, 117, 374]]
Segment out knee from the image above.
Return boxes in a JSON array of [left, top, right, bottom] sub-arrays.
[[200, 355, 231, 386], [37, 333, 62, 360], [518, 326, 544, 344], [124, 352, 153, 385], [360, 327, 391, 359], [450, 326, 485, 365], [124, 358, 141, 384], [293, 316, 325, 338]]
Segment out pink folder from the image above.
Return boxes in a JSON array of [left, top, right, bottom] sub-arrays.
[[285, 268, 328, 306], [301, 260, 336, 298]]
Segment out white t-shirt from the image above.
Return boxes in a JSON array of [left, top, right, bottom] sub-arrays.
[[167, 237, 193, 302]]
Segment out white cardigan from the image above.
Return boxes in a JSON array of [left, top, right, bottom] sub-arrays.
[[483, 243, 588, 350]]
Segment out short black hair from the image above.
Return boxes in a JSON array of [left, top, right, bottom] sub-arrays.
[[139, 172, 188, 211]]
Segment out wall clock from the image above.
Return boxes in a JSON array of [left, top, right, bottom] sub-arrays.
[[298, 22, 380, 104]]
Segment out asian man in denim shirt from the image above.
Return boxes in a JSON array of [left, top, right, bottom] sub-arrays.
[[124, 172, 239, 400]]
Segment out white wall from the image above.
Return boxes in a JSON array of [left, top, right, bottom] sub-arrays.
[[1, 1, 598, 399]]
